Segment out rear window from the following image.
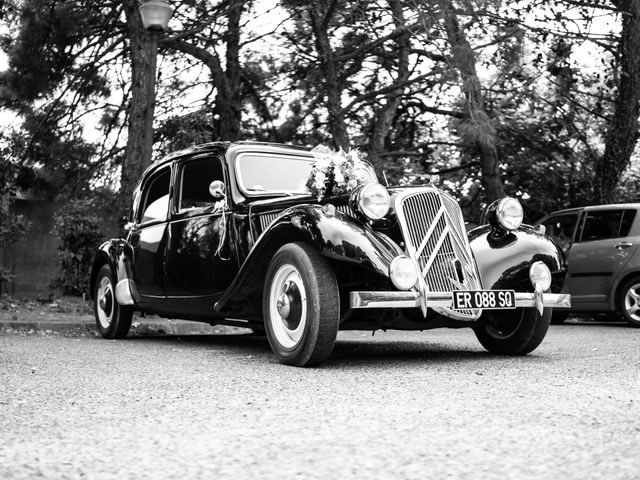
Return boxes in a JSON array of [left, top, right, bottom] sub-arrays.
[[578, 209, 636, 242]]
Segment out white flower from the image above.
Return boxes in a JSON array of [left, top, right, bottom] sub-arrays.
[[316, 158, 331, 170], [334, 171, 345, 184], [314, 172, 326, 190]]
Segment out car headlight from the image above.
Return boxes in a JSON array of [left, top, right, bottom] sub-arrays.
[[484, 197, 523, 231], [350, 183, 390, 220], [390, 255, 418, 290], [497, 197, 523, 230], [529, 261, 551, 291]]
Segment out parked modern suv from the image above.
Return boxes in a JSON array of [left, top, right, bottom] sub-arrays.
[[537, 204, 640, 326]]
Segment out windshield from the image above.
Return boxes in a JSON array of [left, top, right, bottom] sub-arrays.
[[235, 153, 314, 195]]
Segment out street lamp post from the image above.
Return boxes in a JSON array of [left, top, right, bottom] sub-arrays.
[[139, 1, 173, 166]]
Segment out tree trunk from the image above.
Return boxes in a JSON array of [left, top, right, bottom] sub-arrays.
[[121, 1, 154, 213], [167, 1, 244, 142], [438, 0, 505, 202], [367, 0, 411, 171], [214, 0, 243, 141], [308, 1, 350, 149], [595, 0, 640, 203]]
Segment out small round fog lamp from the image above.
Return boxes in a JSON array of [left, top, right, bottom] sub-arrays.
[[529, 261, 551, 291], [390, 256, 418, 291]]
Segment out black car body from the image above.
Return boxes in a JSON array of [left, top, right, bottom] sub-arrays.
[[90, 142, 570, 366]]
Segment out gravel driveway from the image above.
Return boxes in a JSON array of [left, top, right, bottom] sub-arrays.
[[1, 322, 639, 479]]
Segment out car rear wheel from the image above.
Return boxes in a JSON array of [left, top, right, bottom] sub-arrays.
[[618, 277, 640, 327], [94, 265, 133, 339], [263, 242, 339, 367], [473, 307, 552, 355]]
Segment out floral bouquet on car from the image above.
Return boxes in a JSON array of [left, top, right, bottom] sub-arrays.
[[306, 145, 369, 200]]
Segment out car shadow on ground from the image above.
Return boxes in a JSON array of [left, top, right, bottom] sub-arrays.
[[126, 332, 527, 367], [564, 316, 633, 327]]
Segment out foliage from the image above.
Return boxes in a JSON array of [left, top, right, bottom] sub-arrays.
[[0, 0, 639, 218], [51, 200, 105, 296], [0, 139, 31, 287]]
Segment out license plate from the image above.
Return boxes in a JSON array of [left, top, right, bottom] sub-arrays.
[[452, 290, 516, 310]]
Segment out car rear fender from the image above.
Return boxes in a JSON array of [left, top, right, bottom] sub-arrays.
[[215, 204, 403, 313], [468, 224, 565, 291], [89, 239, 140, 305]]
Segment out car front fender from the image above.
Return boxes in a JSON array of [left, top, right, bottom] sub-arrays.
[[215, 204, 404, 313], [468, 224, 566, 291]]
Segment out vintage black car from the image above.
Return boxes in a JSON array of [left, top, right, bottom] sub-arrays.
[[90, 141, 570, 366]]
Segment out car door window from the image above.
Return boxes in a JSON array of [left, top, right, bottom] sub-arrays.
[[138, 168, 171, 224], [578, 210, 625, 242], [542, 213, 578, 252], [177, 157, 224, 211], [619, 209, 636, 237]]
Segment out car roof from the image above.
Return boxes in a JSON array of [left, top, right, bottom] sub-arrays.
[[544, 203, 640, 217], [141, 141, 312, 178]]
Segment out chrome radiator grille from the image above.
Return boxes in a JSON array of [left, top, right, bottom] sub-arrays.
[[396, 189, 482, 320]]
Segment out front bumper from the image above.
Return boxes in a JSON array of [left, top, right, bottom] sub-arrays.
[[350, 291, 571, 313]]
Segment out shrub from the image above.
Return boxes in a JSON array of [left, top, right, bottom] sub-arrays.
[[0, 164, 31, 290], [51, 200, 105, 296]]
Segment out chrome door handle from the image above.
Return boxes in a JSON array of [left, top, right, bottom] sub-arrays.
[[614, 242, 633, 249]]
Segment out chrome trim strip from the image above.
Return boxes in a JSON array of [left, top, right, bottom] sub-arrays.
[[350, 291, 571, 310]]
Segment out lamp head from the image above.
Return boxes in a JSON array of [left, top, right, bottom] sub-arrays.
[[139, 0, 173, 32]]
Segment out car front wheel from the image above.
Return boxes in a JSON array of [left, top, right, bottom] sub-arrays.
[[473, 307, 552, 355], [618, 277, 640, 327], [94, 265, 133, 339], [263, 242, 339, 367]]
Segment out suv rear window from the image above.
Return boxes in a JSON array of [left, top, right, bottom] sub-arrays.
[[578, 210, 636, 242]]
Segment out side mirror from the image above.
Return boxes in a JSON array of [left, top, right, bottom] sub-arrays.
[[209, 180, 226, 201]]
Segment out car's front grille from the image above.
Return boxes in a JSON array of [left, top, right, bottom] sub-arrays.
[[396, 188, 482, 320]]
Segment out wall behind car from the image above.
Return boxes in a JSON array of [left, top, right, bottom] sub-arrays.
[[1, 200, 119, 298]]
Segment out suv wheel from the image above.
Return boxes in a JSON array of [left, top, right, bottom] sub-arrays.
[[618, 277, 640, 327]]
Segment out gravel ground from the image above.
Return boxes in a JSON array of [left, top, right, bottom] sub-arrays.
[[1, 323, 639, 479]]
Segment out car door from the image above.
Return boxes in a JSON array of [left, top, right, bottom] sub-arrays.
[[566, 209, 638, 306], [164, 154, 237, 318], [539, 211, 581, 255], [129, 166, 171, 305]]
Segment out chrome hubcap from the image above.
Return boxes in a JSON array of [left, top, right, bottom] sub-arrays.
[[624, 283, 640, 322], [96, 277, 114, 329], [269, 265, 307, 348]]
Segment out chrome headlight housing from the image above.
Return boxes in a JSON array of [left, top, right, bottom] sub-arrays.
[[484, 197, 523, 231], [350, 183, 390, 221]]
